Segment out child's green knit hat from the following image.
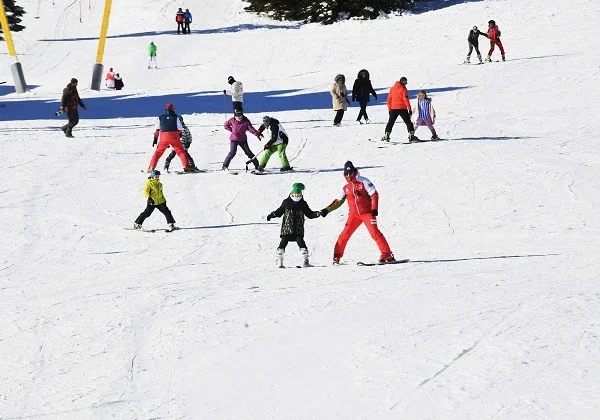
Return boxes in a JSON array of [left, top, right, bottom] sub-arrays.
[[290, 182, 305, 195]]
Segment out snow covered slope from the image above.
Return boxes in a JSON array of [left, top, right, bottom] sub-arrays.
[[1, 0, 600, 418]]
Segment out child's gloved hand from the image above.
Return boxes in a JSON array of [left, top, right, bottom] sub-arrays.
[[266, 213, 274, 221]]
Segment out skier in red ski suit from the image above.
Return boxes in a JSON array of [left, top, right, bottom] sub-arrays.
[[483, 19, 505, 62], [320, 161, 395, 264], [147, 103, 191, 172]]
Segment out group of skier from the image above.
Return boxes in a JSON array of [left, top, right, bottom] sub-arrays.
[[464, 20, 506, 64]]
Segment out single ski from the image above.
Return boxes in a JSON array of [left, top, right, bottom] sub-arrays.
[[357, 259, 410, 266], [174, 169, 207, 175], [124, 227, 157, 233]]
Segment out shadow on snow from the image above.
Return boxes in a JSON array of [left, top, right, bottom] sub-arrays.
[[410, 253, 560, 264]]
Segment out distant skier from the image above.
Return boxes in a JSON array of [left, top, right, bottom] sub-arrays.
[[413, 90, 439, 140], [352, 69, 377, 124], [223, 76, 243, 112], [330, 74, 349, 126], [148, 42, 157, 69], [183, 9, 192, 34], [381, 77, 418, 142], [464, 26, 484, 64], [256, 115, 292, 172], [483, 20, 505, 62], [164, 116, 197, 172], [59, 78, 87, 138], [105, 67, 115, 89], [320, 161, 395, 265], [133, 170, 177, 232], [148, 103, 193, 173], [114, 73, 124, 91], [266, 182, 321, 268], [222, 109, 261, 171], [176, 8, 185, 34]]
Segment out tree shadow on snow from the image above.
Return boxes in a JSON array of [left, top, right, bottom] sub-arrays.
[[37, 23, 301, 42], [411, 0, 485, 14], [0, 86, 470, 122], [410, 253, 560, 264]]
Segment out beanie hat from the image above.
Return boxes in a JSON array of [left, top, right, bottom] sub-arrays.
[[227, 76, 235, 84], [262, 115, 271, 124], [290, 182, 305, 195], [399, 76, 407, 84], [343, 160, 356, 176], [70, 78, 78, 84], [149, 169, 161, 178], [165, 103, 174, 110]]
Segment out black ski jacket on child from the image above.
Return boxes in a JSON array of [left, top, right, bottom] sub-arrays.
[[270, 197, 320, 236], [468, 29, 483, 46]]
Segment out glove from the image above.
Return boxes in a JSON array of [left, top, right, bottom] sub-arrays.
[[222, 89, 227, 94], [152, 136, 158, 147], [147, 197, 155, 205], [264, 143, 271, 150], [371, 209, 378, 217], [257, 133, 264, 140], [266, 213, 274, 221], [320, 208, 328, 217]]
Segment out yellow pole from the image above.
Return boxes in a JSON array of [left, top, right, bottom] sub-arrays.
[[0, 0, 17, 57], [95, 0, 113, 63]]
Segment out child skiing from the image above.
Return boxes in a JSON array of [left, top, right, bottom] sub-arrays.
[[222, 109, 261, 172], [148, 42, 157, 69], [266, 183, 321, 268], [133, 170, 177, 231], [465, 26, 484, 64], [483, 20, 506, 62], [256, 115, 292, 172], [320, 161, 395, 265], [164, 116, 197, 172], [413, 90, 439, 140]]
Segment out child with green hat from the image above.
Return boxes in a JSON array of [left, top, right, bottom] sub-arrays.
[[266, 182, 322, 268]]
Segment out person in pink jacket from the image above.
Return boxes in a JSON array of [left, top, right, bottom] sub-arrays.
[[222, 109, 262, 171]]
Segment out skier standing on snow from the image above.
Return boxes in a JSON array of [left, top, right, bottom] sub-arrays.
[[413, 90, 439, 140], [176, 8, 185, 34], [464, 26, 484, 64], [164, 116, 197, 172], [483, 19, 505, 62], [183, 9, 192, 34], [114, 73, 124, 90], [222, 109, 261, 171], [148, 103, 193, 173], [148, 42, 158, 69], [382, 77, 418, 142], [267, 182, 321, 268], [330, 74, 350, 126], [59, 78, 87, 138], [320, 161, 395, 265], [105, 67, 115, 89], [352, 69, 377, 124], [133, 170, 177, 232], [223, 76, 244, 112], [256, 115, 292, 172]]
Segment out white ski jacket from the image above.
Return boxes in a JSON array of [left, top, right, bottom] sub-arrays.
[[226, 81, 244, 103]]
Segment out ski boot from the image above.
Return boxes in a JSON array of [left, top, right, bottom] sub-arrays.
[[333, 123, 341, 127], [464, 56, 471, 64], [280, 166, 293, 172], [381, 132, 391, 142], [485, 55, 492, 63], [501, 54, 506, 62], [133, 223, 142, 230], [477, 54, 483, 64], [357, 119, 363, 125], [166, 223, 176, 232], [300, 248, 312, 268], [332, 256, 341, 266], [164, 161, 170, 172], [431, 134, 440, 141], [183, 166, 195, 173], [276, 248, 285, 268], [379, 253, 396, 264], [365, 119, 371, 124], [408, 132, 420, 143], [256, 165, 265, 173]]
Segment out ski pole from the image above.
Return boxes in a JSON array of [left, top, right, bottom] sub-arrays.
[[222, 91, 228, 120], [245, 149, 265, 171]]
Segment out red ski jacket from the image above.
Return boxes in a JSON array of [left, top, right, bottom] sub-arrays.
[[487, 25, 501, 41], [326, 174, 379, 216]]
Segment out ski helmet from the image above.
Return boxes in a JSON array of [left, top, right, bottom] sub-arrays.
[[488, 20, 495, 26], [472, 26, 478, 31], [262, 115, 271, 124], [227, 76, 235, 84], [149, 169, 161, 178]]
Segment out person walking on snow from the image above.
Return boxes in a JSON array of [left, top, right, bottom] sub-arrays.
[[105, 67, 115, 89], [483, 19, 505, 62], [267, 183, 322, 268], [222, 109, 261, 171], [256, 115, 292, 172], [183, 9, 192, 34], [148, 42, 157, 69], [330, 74, 350, 126], [176, 8, 185, 34], [320, 161, 395, 265], [114, 73, 124, 90], [60, 78, 87, 138], [465, 26, 484, 64], [148, 103, 192, 173], [413, 90, 439, 140], [382, 77, 418, 142], [164, 116, 197, 172], [223, 76, 244, 112], [133, 170, 177, 232], [352, 69, 377, 124]]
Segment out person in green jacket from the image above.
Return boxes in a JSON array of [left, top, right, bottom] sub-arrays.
[[148, 42, 157, 69], [133, 170, 176, 231]]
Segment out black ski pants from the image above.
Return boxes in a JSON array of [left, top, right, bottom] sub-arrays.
[[385, 109, 414, 134], [333, 109, 345, 125], [135, 202, 175, 225], [278, 234, 307, 250], [356, 100, 369, 121], [468, 42, 481, 57], [184, 21, 191, 34], [177, 22, 184, 34], [61, 109, 79, 134], [166, 142, 195, 168]]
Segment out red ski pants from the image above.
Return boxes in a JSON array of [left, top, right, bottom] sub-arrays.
[[149, 133, 189, 169], [333, 213, 392, 260], [488, 39, 505, 56]]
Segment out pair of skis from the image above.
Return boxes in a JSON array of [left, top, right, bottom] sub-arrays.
[[124, 227, 177, 233]]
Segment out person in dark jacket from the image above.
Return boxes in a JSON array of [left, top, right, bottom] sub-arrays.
[[114, 73, 124, 90], [256, 115, 291, 172], [60, 78, 87, 138], [352, 69, 377, 124], [176, 8, 185, 34], [183, 9, 192, 34], [267, 183, 321, 268], [464, 26, 484, 64]]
